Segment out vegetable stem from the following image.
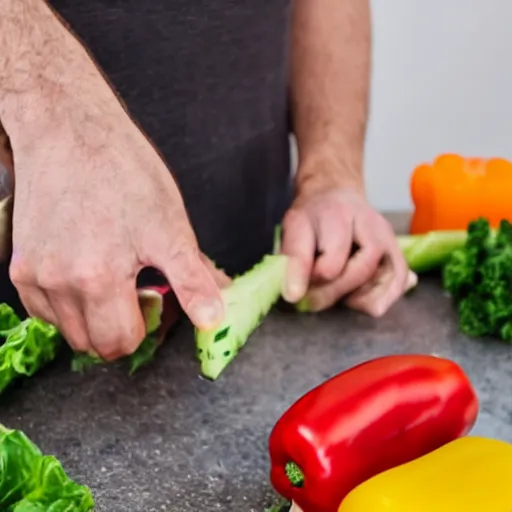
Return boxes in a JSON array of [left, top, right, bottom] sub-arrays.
[[397, 230, 469, 273], [285, 461, 305, 488]]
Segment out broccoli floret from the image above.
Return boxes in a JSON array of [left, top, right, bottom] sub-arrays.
[[443, 217, 512, 343]]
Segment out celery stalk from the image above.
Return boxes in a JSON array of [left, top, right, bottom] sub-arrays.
[[398, 230, 468, 273]]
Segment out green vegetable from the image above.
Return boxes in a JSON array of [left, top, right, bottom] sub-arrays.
[[443, 217, 512, 341], [71, 286, 168, 374], [265, 499, 291, 512], [127, 333, 160, 375], [294, 229, 470, 312], [195, 254, 288, 380], [0, 424, 94, 511], [397, 230, 469, 273], [71, 332, 160, 375], [0, 305, 61, 395], [0, 303, 22, 331]]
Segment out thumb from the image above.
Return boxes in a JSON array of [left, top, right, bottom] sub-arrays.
[[155, 244, 225, 331], [200, 254, 232, 289], [281, 208, 316, 303]]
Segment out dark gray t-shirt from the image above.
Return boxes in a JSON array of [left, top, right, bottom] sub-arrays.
[[48, 0, 294, 276]]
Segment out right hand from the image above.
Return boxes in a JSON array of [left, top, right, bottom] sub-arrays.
[[6, 90, 227, 361]]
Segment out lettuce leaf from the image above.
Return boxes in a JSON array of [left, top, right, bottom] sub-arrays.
[[0, 425, 94, 511], [0, 303, 22, 331], [0, 305, 61, 395], [71, 285, 172, 374]]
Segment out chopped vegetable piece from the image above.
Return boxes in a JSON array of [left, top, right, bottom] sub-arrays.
[[195, 254, 287, 380], [410, 153, 512, 234], [71, 285, 173, 373], [443, 217, 512, 341], [0, 424, 95, 511], [338, 436, 512, 512], [397, 230, 468, 273], [0, 306, 61, 395], [127, 333, 160, 375], [268, 354, 478, 512]]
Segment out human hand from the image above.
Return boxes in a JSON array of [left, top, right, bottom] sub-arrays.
[[6, 96, 228, 361], [281, 187, 416, 317]]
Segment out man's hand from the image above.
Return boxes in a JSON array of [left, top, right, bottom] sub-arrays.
[[8, 107, 227, 360], [0, 0, 229, 361], [285, 0, 416, 316], [281, 186, 413, 318]]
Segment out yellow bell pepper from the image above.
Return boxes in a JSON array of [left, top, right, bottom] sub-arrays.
[[338, 436, 512, 512]]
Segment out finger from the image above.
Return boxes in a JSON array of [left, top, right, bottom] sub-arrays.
[[281, 208, 316, 303], [15, 284, 58, 325], [345, 244, 411, 317], [304, 244, 384, 312], [154, 246, 225, 331], [82, 281, 146, 361], [200, 254, 232, 289], [46, 293, 92, 353], [406, 270, 419, 292], [311, 201, 353, 283]]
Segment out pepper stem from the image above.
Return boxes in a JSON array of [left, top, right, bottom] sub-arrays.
[[285, 462, 305, 488]]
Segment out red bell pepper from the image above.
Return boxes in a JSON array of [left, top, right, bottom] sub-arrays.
[[268, 354, 479, 512]]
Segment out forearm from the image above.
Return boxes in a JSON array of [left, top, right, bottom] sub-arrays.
[[291, 0, 371, 193], [0, 0, 120, 138]]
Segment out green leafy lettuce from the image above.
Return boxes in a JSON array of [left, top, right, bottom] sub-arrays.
[[71, 286, 168, 374], [0, 424, 94, 511], [0, 304, 61, 395]]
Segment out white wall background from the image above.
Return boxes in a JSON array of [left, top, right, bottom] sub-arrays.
[[366, 0, 512, 211]]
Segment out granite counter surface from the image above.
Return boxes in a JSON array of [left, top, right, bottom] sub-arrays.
[[2, 216, 512, 511]]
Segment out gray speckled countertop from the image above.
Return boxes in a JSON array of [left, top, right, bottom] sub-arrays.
[[2, 214, 512, 512]]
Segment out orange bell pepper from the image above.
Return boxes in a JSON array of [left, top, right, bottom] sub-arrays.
[[410, 153, 512, 234]]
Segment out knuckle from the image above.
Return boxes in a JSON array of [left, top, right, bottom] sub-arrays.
[[168, 248, 221, 303], [69, 264, 111, 296], [332, 201, 352, 223], [9, 259, 32, 286]]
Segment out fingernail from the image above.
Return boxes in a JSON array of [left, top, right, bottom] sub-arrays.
[[406, 271, 418, 292], [192, 299, 224, 330], [284, 279, 305, 303], [284, 261, 308, 302]]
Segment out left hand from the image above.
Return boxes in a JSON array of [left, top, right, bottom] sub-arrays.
[[281, 186, 416, 318]]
